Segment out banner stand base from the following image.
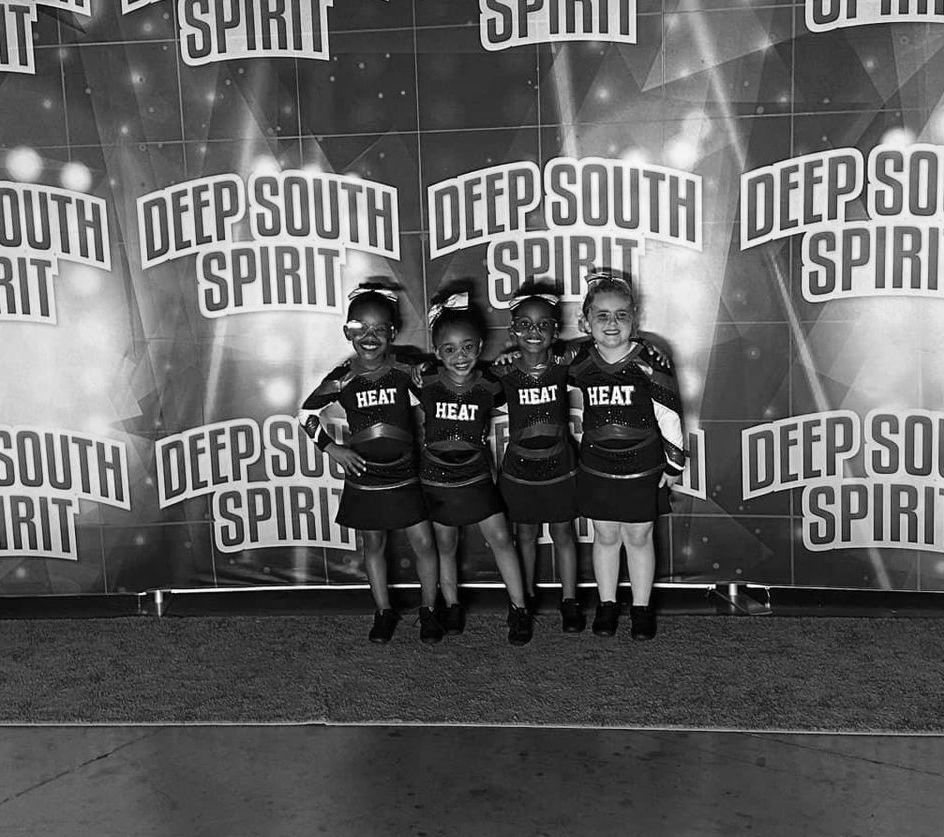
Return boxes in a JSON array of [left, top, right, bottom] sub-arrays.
[[710, 583, 772, 616], [2, 585, 944, 619], [142, 590, 169, 618]]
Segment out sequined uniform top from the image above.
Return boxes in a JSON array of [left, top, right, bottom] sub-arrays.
[[567, 342, 685, 479], [490, 357, 577, 484], [418, 368, 505, 487], [297, 353, 421, 489]]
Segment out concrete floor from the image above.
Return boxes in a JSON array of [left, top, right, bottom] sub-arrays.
[[0, 726, 941, 836]]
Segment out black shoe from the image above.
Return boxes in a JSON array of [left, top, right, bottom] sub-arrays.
[[368, 609, 400, 643], [524, 592, 539, 615], [441, 603, 465, 635], [507, 604, 533, 646], [592, 601, 620, 637], [560, 598, 586, 633], [418, 606, 444, 644], [630, 605, 656, 641]]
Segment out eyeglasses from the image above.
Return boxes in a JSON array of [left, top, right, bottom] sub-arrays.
[[511, 317, 557, 336], [345, 320, 395, 339], [438, 340, 481, 358], [590, 310, 633, 326]]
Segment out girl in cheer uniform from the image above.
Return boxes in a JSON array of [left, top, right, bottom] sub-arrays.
[[490, 283, 584, 633], [417, 289, 533, 645], [569, 270, 685, 640], [298, 283, 443, 645]]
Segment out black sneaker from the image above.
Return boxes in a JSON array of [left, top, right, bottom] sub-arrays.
[[560, 598, 586, 633], [524, 592, 539, 616], [592, 601, 620, 637], [441, 603, 465, 635], [418, 606, 445, 644], [630, 605, 656, 641], [368, 609, 400, 643], [507, 604, 533, 646]]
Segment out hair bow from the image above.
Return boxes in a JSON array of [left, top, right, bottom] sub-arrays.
[[348, 286, 399, 303], [585, 270, 632, 290], [427, 291, 469, 328], [509, 292, 559, 310]]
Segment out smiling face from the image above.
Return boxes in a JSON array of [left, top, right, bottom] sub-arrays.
[[343, 299, 396, 369], [509, 298, 558, 359], [434, 321, 482, 382], [582, 290, 635, 352]]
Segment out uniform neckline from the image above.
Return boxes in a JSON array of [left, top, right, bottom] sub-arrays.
[[590, 341, 642, 371], [513, 354, 553, 379], [349, 354, 394, 377], [438, 367, 482, 393]]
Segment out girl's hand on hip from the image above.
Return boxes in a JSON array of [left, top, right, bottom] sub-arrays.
[[660, 472, 680, 489], [327, 443, 367, 477]]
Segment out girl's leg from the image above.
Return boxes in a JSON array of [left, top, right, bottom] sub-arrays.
[[591, 520, 622, 603], [477, 513, 526, 608], [514, 522, 541, 597], [433, 522, 460, 607], [361, 529, 390, 610], [404, 520, 440, 610], [621, 521, 656, 606], [549, 520, 578, 600]]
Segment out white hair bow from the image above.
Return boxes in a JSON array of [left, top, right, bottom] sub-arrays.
[[348, 286, 399, 303], [509, 292, 559, 310], [427, 292, 469, 328], [585, 270, 632, 290]]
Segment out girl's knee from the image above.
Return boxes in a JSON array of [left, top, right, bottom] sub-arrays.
[[516, 522, 540, 544], [623, 523, 654, 548], [487, 528, 513, 550], [361, 530, 386, 552], [434, 524, 459, 552], [548, 521, 575, 546], [413, 531, 436, 555], [481, 516, 513, 550], [593, 522, 622, 547], [406, 522, 435, 554]]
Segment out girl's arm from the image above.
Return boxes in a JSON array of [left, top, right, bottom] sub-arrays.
[[551, 335, 673, 367], [408, 367, 427, 447], [392, 343, 435, 367], [297, 364, 366, 477], [483, 368, 508, 413], [647, 357, 686, 487], [635, 332, 673, 369]]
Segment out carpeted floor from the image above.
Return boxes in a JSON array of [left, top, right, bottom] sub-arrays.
[[1, 613, 943, 731]]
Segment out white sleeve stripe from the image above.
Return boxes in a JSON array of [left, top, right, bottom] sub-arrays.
[[652, 400, 684, 452]]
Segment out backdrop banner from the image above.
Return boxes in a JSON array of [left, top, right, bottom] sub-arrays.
[[2, 0, 943, 595]]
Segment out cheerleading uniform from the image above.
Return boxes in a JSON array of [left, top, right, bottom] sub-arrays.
[[298, 353, 426, 531], [567, 341, 685, 522], [418, 367, 505, 526], [491, 356, 578, 524]]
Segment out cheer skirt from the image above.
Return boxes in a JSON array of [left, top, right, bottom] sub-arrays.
[[335, 451, 426, 531], [576, 440, 670, 523], [499, 439, 578, 524], [420, 448, 503, 526]]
